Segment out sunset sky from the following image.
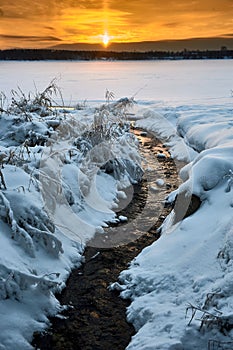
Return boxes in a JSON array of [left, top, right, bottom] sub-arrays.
[[0, 0, 233, 49]]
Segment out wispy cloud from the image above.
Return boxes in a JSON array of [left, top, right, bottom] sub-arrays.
[[221, 33, 233, 37], [0, 0, 232, 48], [0, 34, 62, 42], [164, 22, 181, 28]]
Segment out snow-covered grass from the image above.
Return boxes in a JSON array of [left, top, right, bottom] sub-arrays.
[[0, 84, 142, 350]]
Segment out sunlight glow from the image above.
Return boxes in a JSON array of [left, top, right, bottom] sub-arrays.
[[1, 1, 232, 50], [102, 32, 110, 47]]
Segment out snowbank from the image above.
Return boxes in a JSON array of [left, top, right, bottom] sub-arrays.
[[119, 103, 233, 350], [0, 95, 142, 349]]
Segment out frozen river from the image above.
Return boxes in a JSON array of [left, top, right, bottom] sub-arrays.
[[1, 59, 232, 105]]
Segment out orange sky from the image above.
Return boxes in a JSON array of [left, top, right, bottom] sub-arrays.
[[0, 0, 233, 49]]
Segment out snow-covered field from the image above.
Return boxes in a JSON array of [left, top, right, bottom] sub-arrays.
[[1, 59, 232, 104], [0, 60, 233, 350]]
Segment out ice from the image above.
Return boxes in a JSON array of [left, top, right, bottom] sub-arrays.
[[1, 60, 232, 105]]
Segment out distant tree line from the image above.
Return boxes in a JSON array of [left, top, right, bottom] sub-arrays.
[[0, 48, 233, 61]]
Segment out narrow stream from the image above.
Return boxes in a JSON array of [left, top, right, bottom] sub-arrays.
[[32, 127, 181, 350]]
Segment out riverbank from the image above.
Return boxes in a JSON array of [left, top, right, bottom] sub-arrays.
[[117, 103, 233, 350], [32, 128, 180, 349]]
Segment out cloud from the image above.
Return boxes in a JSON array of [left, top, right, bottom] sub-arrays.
[[0, 0, 104, 20], [52, 6, 131, 41], [44, 26, 55, 31], [0, 34, 62, 42], [0, 0, 233, 48], [164, 22, 180, 28], [221, 33, 233, 37]]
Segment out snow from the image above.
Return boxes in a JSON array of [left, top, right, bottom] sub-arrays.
[[120, 187, 233, 349], [1, 59, 233, 350], [119, 215, 128, 222], [117, 94, 233, 347], [1, 60, 232, 105], [156, 179, 165, 187], [0, 86, 142, 349]]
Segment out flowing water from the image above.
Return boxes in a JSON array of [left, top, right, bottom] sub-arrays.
[[32, 127, 181, 350]]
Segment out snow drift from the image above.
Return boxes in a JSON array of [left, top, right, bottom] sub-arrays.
[[119, 103, 233, 350]]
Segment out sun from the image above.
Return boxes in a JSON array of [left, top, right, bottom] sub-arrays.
[[102, 32, 110, 47]]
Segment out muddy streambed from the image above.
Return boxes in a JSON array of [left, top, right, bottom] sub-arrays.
[[32, 128, 182, 350]]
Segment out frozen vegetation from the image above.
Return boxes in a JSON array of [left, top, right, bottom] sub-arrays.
[[0, 82, 142, 349], [0, 59, 233, 350]]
